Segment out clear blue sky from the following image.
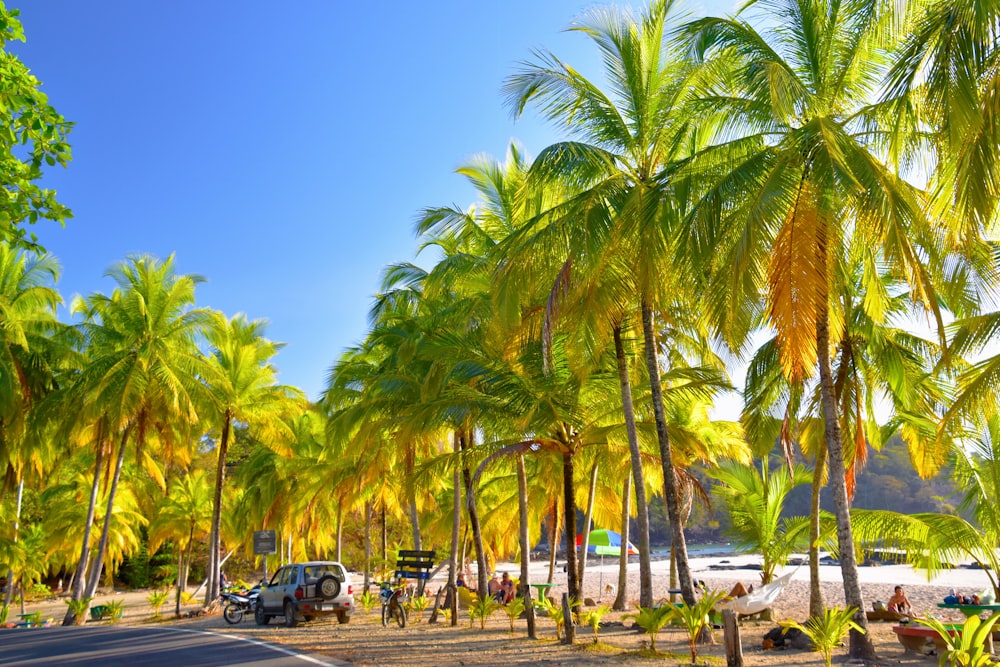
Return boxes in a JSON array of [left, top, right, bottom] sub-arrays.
[[13, 0, 733, 401]]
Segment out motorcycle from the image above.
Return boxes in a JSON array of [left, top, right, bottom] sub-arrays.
[[221, 585, 260, 624]]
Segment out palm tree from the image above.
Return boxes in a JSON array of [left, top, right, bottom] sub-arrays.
[[711, 460, 812, 588], [502, 0, 708, 605], [680, 0, 957, 656], [62, 254, 206, 623], [198, 312, 303, 604], [148, 468, 213, 617]]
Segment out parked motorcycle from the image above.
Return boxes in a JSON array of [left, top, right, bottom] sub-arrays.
[[221, 585, 260, 624]]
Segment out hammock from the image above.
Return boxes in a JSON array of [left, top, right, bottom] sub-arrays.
[[716, 568, 798, 615]]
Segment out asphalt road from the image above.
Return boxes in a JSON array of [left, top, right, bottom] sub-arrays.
[[0, 625, 354, 666]]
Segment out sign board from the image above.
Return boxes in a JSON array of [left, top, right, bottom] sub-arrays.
[[254, 530, 277, 555]]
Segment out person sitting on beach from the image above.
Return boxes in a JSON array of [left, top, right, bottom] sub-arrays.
[[499, 572, 515, 604], [887, 585, 912, 615], [488, 573, 504, 602]]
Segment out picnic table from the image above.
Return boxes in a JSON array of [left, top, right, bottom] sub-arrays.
[[17, 612, 41, 627], [529, 582, 555, 606], [937, 603, 1000, 618]]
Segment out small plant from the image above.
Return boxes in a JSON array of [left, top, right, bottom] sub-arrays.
[[915, 612, 1000, 667], [406, 594, 430, 623], [624, 605, 674, 652], [0, 604, 9, 625], [779, 606, 863, 667], [103, 599, 125, 622], [147, 590, 169, 617], [584, 604, 612, 643], [180, 591, 196, 605], [539, 597, 566, 640], [469, 596, 501, 630], [26, 582, 52, 600], [501, 597, 526, 633], [64, 597, 93, 626], [671, 589, 727, 663], [358, 589, 379, 616]]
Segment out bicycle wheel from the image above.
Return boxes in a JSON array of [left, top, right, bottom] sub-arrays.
[[223, 603, 243, 624], [392, 599, 407, 628]]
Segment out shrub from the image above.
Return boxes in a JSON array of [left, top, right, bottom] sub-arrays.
[[915, 612, 1000, 667], [779, 606, 863, 667], [147, 590, 170, 617], [670, 589, 727, 664], [407, 594, 430, 623], [468, 596, 501, 630], [358, 589, 379, 616], [64, 597, 93, 626], [103, 599, 124, 622], [501, 598, 526, 634], [583, 604, 612, 643], [624, 605, 674, 652]]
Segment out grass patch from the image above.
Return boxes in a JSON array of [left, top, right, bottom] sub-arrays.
[[578, 641, 621, 654]]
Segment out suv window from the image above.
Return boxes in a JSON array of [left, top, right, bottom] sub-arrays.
[[281, 566, 298, 586], [268, 568, 284, 587]]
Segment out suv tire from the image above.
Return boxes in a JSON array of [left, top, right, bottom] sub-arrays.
[[254, 604, 270, 626], [284, 600, 299, 628], [337, 611, 350, 624], [316, 574, 341, 600]]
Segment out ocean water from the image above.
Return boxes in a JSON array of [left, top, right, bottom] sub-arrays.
[[649, 543, 738, 559]]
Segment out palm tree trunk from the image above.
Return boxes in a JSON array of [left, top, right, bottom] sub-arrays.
[[561, 450, 579, 644], [408, 495, 425, 594], [816, 305, 875, 659], [614, 474, 630, 611], [808, 441, 826, 618], [613, 325, 653, 607], [4, 478, 23, 608], [63, 437, 106, 625], [547, 503, 560, 584], [335, 500, 343, 563], [380, 504, 387, 568], [363, 500, 372, 590], [84, 426, 130, 598], [205, 413, 232, 606], [449, 431, 461, 625], [461, 429, 489, 598], [641, 300, 695, 604], [517, 454, 536, 638], [174, 547, 184, 618], [577, 461, 599, 587]]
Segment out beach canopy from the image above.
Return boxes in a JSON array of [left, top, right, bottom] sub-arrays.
[[575, 529, 638, 556]]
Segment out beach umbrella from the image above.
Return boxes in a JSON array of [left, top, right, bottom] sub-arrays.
[[575, 529, 638, 599], [575, 528, 639, 557]]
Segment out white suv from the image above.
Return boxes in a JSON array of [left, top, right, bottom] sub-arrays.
[[254, 561, 353, 627]]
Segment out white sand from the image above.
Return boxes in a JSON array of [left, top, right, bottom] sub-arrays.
[[482, 552, 996, 621]]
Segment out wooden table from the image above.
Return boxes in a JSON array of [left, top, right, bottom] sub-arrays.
[[937, 603, 1000, 618]]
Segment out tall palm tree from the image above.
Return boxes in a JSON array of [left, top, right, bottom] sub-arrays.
[[502, 0, 708, 605], [680, 0, 959, 656], [199, 312, 303, 604], [62, 255, 206, 623]]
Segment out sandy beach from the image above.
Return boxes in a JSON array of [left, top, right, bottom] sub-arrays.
[[8, 554, 995, 666]]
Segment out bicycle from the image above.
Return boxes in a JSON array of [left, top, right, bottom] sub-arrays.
[[377, 580, 408, 628]]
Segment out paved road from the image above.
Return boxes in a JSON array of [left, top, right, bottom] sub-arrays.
[[0, 625, 354, 666]]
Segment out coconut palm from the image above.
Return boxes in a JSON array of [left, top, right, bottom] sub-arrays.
[[502, 0, 710, 605], [198, 312, 303, 604], [148, 468, 213, 616], [680, 0, 958, 656], [61, 255, 207, 623]]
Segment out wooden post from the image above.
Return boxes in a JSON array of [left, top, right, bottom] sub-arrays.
[[723, 610, 744, 667], [562, 592, 576, 644]]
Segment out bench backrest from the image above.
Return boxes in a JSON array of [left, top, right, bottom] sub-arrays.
[[395, 549, 435, 581]]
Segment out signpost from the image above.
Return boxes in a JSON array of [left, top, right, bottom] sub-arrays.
[[254, 530, 277, 581]]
